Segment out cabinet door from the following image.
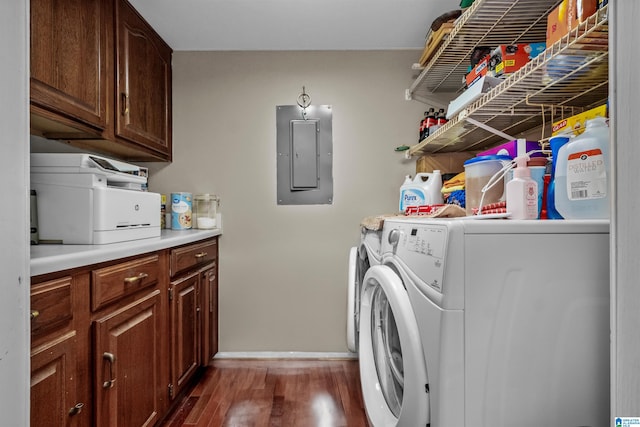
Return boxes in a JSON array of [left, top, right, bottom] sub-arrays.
[[94, 290, 162, 427], [30, 276, 87, 427], [200, 263, 218, 364], [30, 0, 110, 131], [169, 271, 200, 398], [31, 332, 83, 427], [115, 0, 172, 158]]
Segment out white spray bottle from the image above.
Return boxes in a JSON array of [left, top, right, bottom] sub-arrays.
[[506, 155, 538, 219]]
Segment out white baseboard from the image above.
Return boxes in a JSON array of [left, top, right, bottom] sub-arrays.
[[214, 351, 358, 360]]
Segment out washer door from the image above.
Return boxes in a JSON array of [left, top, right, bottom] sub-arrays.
[[347, 243, 375, 353], [347, 246, 358, 353], [359, 264, 430, 427]]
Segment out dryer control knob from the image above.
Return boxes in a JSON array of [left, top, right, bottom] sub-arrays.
[[388, 229, 401, 247]]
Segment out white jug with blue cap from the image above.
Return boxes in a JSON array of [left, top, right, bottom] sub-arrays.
[[399, 170, 443, 212]]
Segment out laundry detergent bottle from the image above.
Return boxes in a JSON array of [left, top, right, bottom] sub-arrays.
[[554, 116, 610, 219], [399, 170, 443, 212]]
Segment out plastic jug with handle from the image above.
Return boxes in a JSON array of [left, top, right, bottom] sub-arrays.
[[399, 170, 443, 212]]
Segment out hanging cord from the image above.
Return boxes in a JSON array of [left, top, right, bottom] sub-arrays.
[[477, 160, 514, 216], [540, 104, 546, 142], [297, 86, 311, 120], [476, 148, 551, 216]]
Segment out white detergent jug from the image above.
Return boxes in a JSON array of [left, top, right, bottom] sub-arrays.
[[554, 116, 610, 219], [399, 170, 443, 212]]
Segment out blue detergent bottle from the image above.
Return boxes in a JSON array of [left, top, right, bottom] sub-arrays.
[[546, 135, 571, 219]]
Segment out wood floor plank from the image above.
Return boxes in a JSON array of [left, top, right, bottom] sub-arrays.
[[158, 359, 370, 427], [188, 366, 238, 425], [334, 362, 367, 426], [164, 396, 199, 427]]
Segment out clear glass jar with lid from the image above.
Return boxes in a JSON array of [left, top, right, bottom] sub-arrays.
[[193, 194, 219, 229]]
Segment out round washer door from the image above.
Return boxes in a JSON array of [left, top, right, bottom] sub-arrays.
[[347, 246, 358, 353], [347, 243, 375, 353], [359, 264, 430, 427]]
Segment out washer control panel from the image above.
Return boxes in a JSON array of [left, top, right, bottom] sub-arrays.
[[389, 222, 448, 293]]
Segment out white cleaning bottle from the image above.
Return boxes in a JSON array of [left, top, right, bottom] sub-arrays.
[[506, 155, 538, 219], [554, 116, 610, 219]]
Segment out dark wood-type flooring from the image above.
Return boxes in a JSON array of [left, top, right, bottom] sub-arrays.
[[160, 358, 371, 427]]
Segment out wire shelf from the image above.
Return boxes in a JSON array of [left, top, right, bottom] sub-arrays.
[[407, 4, 609, 156], [409, 0, 560, 96]]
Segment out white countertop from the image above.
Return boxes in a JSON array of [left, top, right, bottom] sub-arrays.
[[30, 228, 222, 277]]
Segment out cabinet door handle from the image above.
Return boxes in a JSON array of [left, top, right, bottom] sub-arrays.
[[121, 92, 130, 116], [209, 272, 215, 313], [68, 402, 84, 416], [103, 352, 116, 389], [195, 252, 207, 259], [123, 272, 149, 285], [30, 310, 40, 320]]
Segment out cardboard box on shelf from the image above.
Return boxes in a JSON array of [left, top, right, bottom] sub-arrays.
[[419, 22, 454, 67], [551, 104, 607, 136], [488, 43, 546, 77], [416, 152, 476, 174], [546, 0, 578, 46], [465, 55, 491, 87], [577, 0, 598, 22]]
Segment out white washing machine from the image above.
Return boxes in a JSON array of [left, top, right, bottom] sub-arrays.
[[347, 226, 383, 353], [359, 217, 610, 427]]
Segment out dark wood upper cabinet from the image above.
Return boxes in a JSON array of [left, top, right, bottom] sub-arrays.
[[30, 0, 173, 162], [115, 0, 172, 158], [30, 0, 111, 133]]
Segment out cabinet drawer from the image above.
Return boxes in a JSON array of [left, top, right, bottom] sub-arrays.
[[31, 277, 73, 340], [170, 239, 217, 278], [91, 254, 160, 311]]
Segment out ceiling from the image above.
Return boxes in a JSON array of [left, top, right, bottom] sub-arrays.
[[128, 0, 461, 51]]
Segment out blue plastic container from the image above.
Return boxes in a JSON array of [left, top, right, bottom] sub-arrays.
[[546, 135, 570, 219]]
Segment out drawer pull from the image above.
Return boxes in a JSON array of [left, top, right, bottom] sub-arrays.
[[123, 272, 149, 285], [194, 252, 208, 259], [103, 352, 116, 389], [30, 310, 40, 320], [68, 402, 84, 416]]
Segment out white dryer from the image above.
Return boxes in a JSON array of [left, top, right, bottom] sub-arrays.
[[347, 226, 383, 353], [359, 217, 610, 427]]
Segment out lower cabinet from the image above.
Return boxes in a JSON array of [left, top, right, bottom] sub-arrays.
[[30, 236, 219, 426], [200, 263, 218, 364], [168, 238, 219, 400], [30, 276, 87, 427], [169, 271, 201, 398], [30, 331, 81, 427], [93, 290, 163, 427]]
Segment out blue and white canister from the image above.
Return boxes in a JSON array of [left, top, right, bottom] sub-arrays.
[[171, 192, 193, 230]]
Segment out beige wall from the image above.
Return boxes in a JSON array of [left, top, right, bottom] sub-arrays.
[[145, 50, 427, 352]]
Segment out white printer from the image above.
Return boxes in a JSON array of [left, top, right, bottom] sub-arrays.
[[31, 153, 161, 244]]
